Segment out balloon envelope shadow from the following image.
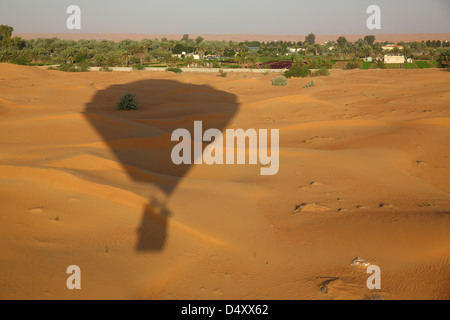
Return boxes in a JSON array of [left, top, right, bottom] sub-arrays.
[[84, 79, 238, 251]]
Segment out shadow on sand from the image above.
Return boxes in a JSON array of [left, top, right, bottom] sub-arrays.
[[84, 79, 238, 251]]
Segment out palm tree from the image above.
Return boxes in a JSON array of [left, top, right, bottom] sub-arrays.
[[93, 50, 107, 67], [184, 55, 195, 67], [360, 44, 374, 57], [236, 51, 248, 68], [160, 52, 178, 67], [213, 42, 226, 58], [292, 54, 306, 67], [196, 42, 207, 58], [132, 44, 146, 65], [342, 45, 352, 59], [60, 48, 76, 64], [391, 47, 401, 56], [116, 49, 129, 66], [246, 54, 259, 69]]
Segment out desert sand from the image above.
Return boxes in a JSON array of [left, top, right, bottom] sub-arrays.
[[15, 33, 450, 43], [0, 63, 449, 299]]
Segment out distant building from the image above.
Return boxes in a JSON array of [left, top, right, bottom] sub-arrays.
[[173, 52, 201, 60], [248, 47, 259, 50], [204, 54, 219, 60], [288, 47, 305, 53], [363, 57, 373, 62], [382, 44, 404, 51], [384, 55, 405, 63]]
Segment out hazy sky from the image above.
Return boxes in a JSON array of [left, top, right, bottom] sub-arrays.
[[1, 0, 449, 35]]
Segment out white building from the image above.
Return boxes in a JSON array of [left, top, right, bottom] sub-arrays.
[[173, 52, 201, 60], [382, 44, 404, 51], [288, 47, 305, 53], [384, 55, 405, 63]]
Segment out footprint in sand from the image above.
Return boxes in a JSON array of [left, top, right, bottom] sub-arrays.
[[316, 276, 370, 299], [350, 257, 372, 268], [299, 181, 322, 190], [293, 202, 329, 214], [28, 206, 59, 222], [301, 136, 334, 146], [27, 206, 46, 214]]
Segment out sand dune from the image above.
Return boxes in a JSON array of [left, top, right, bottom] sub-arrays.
[[0, 63, 449, 299]]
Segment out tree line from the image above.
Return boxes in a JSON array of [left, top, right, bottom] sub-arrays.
[[0, 26, 448, 69]]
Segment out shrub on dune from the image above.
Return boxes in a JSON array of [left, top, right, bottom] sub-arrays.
[[272, 76, 288, 86], [304, 80, 316, 88], [116, 93, 138, 110], [311, 68, 330, 77], [344, 60, 362, 70], [284, 65, 311, 78], [218, 69, 228, 77], [100, 66, 113, 72], [166, 67, 183, 74]]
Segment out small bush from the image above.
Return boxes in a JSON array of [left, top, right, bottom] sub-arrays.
[[58, 63, 76, 72], [57, 63, 90, 72], [77, 63, 90, 72], [304, 80, 316, 88], [437, 50, 450, 68], [132, 64, 145, 70], [311, 68, 330, 77], [284, 65, 311, 78], [315, 59, 333, 69], [344, 60, 362, 70], [218, 69, 228, 77], [100, 66, 113, 72], [272, 76, 288, 86], [375, 60, 387, 69], [47, 66, 58, 70], [166, 67, 182, 73], [11, 56, 30, 65], [263, 70, 270, 76], [116, 93, 138, 111]]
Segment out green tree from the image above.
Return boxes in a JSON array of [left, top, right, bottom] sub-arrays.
[[236, 51, 248, 68], [359, 44, 373, 57], [305, 33, 316, 45], [364, 35, 376, 46], [292, 54, 306, 67], [132, 44, 147, 65], [0, 25, 14, 48], [437, 50, 450, 68], [160, 52, 179, 67], [337, 36, 348, 48], [93, 50, 107, 67], [184, 55, 195, 67], [391, 47, 401, 55]]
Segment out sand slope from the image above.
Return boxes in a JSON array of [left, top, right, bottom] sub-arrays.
[[0, 63, 449, 299]]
